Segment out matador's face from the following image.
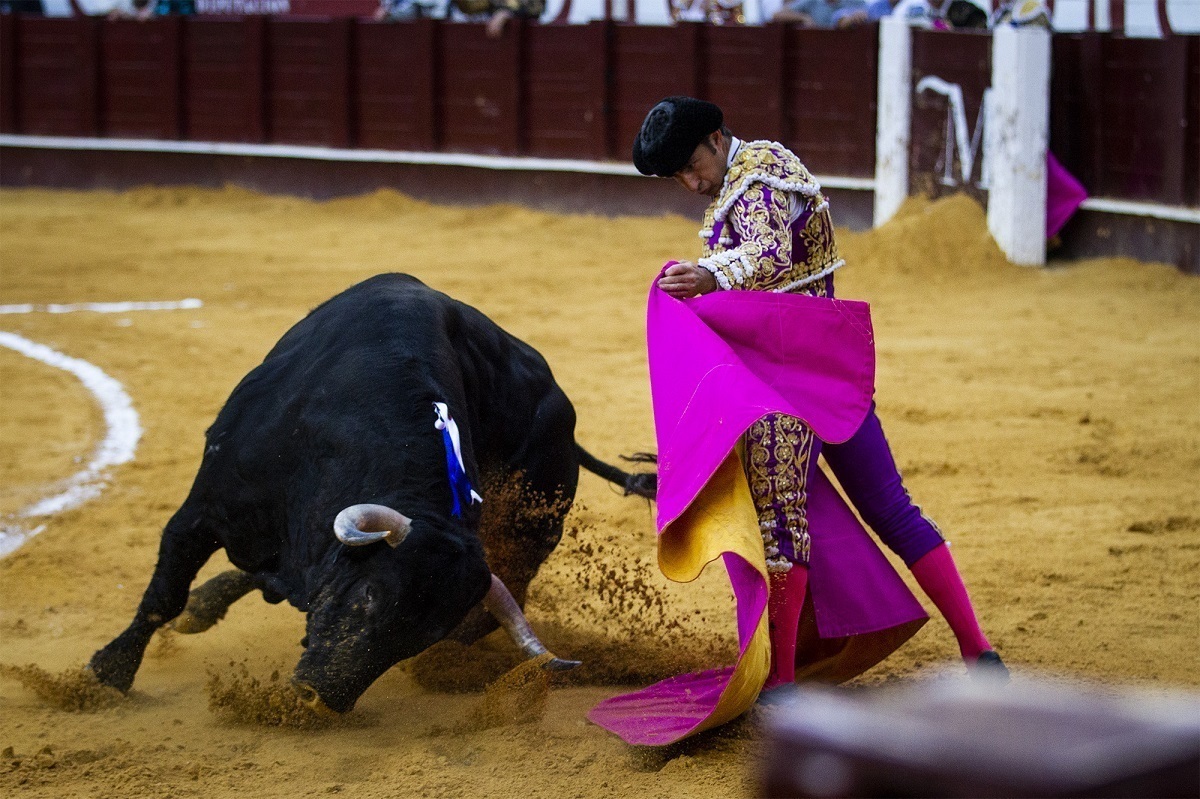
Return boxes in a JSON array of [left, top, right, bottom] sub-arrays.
[[673, 131, 729, 198]]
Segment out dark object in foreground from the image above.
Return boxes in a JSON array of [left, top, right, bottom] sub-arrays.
[[88, 273, 655, 713], [759, 678, 1200, 798]]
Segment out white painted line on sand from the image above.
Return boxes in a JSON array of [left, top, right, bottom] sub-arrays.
[[0, 331, 143, 557], [0, 299, 204, 315]]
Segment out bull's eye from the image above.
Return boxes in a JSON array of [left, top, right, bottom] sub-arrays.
[[362, 585, 376, 608]]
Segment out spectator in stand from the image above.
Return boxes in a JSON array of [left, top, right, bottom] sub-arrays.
[[855, 0, 986, 29], [945, 0, 987, 27], [771, 0, 867, 27], [0, 0, 44, 14], [375, 0, 439, 20], [378, 0, 542, 37], [671, 0, 747, 24], [990, 0, 1051, 27], [98, 0, 192, 18]]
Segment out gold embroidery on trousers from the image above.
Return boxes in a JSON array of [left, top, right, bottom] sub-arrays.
[[744, 414, 814, 571]]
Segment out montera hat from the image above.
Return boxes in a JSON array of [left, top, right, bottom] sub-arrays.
[[632, 96, 724, 177]]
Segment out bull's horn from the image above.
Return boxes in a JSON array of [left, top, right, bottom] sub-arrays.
[[333, 504, 412, 548], [483, 574, 581, 671]]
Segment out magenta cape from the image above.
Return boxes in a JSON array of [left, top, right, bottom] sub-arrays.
[[587, 280, 927, 747], [1047, 151, 1088, 238]]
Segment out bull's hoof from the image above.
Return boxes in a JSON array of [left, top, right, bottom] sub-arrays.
[[85, 651, 134, 694], [171, 570, 256, 634], [170, 610, 215, 635], [542, 657, 581, 671]]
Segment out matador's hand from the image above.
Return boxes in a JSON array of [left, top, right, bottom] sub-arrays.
[[657, 261, 718, 300]]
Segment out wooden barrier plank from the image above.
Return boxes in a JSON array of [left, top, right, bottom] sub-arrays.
[[266, 17, 353, 147], [1049, 34, 1096, 194], [438, 20, 522, 155], [699, 23, 784, 144], [1090, 36, 1189, 205], [609, 22, 700, 161], [523, 21, 608, 160], [909, 28, 990, 200], [15, 16, 101, 137], [355, 18, 438, 152], [185, 16, 267, 143], [1052, 33, 1194, 207], [1186, 37, 1198, 208], [1, 15, 16, 134], [100, 17, 183, 141], [781, 26, 878, 179]]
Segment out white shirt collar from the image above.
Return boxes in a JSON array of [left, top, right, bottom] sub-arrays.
[[726, 136, 742, 168]]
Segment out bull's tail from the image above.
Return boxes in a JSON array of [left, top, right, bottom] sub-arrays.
[[576, 445, 657, 500]]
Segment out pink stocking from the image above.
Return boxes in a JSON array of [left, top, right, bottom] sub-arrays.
[[765, 566, 809, 689], [910, 543, 991, 661]]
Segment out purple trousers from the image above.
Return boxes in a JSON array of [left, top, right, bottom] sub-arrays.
[[746, 405, 944, 569], [745, 274, 944, 569], [822, 404, 945, 565]]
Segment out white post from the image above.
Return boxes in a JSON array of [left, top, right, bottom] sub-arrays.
[[986, 26, 1051, 266], [873, 14, 913, 228]]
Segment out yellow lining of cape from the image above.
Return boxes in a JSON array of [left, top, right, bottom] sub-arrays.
[[657, 450, 771, 732]]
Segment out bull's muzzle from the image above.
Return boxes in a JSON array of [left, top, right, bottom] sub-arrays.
[[333, 504, 412, 548], [291, 679, 338, 714]]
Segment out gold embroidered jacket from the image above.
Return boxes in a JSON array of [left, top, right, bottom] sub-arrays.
[[697, 140, 843, 296]]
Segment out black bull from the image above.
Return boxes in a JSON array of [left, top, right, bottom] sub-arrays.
[[88, 274, 655, 712]]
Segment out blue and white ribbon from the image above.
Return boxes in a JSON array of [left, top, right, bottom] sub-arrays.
[[433, 402, 483, 517]]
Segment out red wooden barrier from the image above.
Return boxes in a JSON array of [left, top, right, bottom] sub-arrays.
[[608, 22, 701, 161], [355, 18, 438, 151], [1051, 34, 1194, 206], [1091, 37, 1190, 205], [1, 15, 1195, 219], [782, 25, 877, 178], [185, 16, 267, 143], [1187, 37, 1199, 208], [15, 16, 101, 136], [1, 15, 16, 134], [438, 19, 523, 155], [265, 16, 353, 147], [699, 23, 785, 144], [909, 28, 990, 200], [523, 21, 608, 160], [1049, 33, 1098, 195], [100, 17, 184, 140]]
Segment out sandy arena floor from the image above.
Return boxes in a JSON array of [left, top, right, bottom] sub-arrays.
[[0, 187, 1197, 798]]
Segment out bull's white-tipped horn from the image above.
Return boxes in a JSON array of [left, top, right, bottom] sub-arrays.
[[333, 504, 412, 548], [483, 574, 581, 671]]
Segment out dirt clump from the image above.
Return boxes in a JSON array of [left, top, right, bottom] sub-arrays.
[[464, 652, 555, 731], [407, 639, 524, 694], [0, 663, 124, 712], [206, 661, 337, 729]]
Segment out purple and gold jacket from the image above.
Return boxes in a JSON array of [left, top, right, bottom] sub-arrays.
[[698, 139, 843, 297]]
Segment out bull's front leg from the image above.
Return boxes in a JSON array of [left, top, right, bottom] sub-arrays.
[[172, 569, 257, 634], [88, 509, 220, 692]]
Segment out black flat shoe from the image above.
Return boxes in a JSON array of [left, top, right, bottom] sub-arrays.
[[971, 650, 1011, 684]]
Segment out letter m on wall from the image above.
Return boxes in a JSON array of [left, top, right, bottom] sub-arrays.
[[907, 31, 994, 204], [917, 76, 992, 191]]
